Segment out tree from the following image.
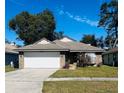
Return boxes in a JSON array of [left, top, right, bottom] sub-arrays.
[[53, 31, 64, 40], [9, 9, 56, 45], [96, 36, 104, 48], [98, 0, 118, 48], [80, 34, 97, 46]]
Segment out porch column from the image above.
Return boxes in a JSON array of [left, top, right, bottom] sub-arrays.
[[60, 54, 65, 68], [19, 52, 24, 69]]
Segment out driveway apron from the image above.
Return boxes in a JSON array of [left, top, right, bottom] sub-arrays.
[[6, 69, 57, 93]]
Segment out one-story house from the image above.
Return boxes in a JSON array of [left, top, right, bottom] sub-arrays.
[[102, 47, 118, 67], [16, 36, 104, 69], [5, 43, 19, 68]]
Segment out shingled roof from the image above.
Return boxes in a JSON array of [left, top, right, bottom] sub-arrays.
[[54, 40, 104, 52], [102, 47, 118, 55], [5, 43, 18, 54], [16, 38, 68, 51], [16, 37, 104, 52]]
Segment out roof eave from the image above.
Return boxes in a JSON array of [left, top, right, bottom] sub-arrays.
[[102, 51, 118, 55], [5, 51, 18, 54], [15, 49, 69, 52], [70, 50, 105, 53]]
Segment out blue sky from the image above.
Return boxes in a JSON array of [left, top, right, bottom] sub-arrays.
[[6, 0, 109, 45]]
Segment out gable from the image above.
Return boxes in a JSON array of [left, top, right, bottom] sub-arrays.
[[60, 37, 74, 42], [37, 39, 51, 44]]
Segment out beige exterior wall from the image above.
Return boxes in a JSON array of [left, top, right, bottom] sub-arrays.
[[19, 52, 24, 69], [60, 54, 65, 68], [96, 54, 102, 64]]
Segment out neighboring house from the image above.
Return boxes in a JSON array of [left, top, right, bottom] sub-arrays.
[[5, 43, 19, 68], [16, 36, 104, 69], [102, 47, 118, 67]]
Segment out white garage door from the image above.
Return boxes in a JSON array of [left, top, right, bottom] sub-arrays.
[[24, 52, 60, 68]]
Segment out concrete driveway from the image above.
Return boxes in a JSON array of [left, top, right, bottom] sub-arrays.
[[6, 69, 58, 93]]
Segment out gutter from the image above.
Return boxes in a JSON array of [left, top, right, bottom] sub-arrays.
[[14, 49, 69, 52], [70, 50, 105, 53]]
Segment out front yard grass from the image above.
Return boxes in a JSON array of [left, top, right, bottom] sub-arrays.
[[5, 65, 16, 72], [42, 81, 117, 93], [51, 65, 118, 77]]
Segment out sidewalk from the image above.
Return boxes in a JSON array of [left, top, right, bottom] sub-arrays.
[[45, 77, 118, 81]]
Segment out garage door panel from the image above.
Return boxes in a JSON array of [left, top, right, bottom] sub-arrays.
[[24, 52, 60, 68]]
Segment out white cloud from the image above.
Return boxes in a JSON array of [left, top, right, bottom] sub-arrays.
[[65, 12, 73, 18], [74, 16, 85, 22], [86, 20, 98, 26], [57, 9, 98, 27], [58, 10, 64, 15]]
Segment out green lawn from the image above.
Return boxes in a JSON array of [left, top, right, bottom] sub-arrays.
[[42, 81, 117, 93], [51, 65, 118, 77], [5, 65, 16, 72]]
